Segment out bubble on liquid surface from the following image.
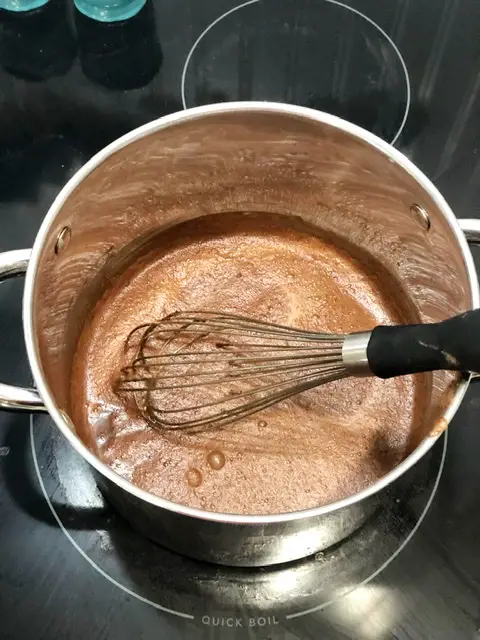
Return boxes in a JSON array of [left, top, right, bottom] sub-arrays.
[[207, 450, 225, 470], [186, 467, 203, 487]]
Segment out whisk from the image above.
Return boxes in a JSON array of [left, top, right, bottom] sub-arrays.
[[115, 309, 480, 431]]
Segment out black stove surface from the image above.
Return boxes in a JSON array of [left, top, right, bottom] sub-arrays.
[[1, 1, 480, 638]]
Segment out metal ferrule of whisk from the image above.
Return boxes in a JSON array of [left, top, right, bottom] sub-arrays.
[[341, 331, 372, 375]]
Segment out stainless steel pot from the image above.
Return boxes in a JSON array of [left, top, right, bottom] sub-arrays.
[[3, 103, 479, 567]]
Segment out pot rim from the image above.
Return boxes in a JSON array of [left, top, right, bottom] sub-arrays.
[[23, 101, 479, 525]]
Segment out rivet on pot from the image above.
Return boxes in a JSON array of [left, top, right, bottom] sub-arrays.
[[55, 226, 71, 255], [410, 204, 431, 231]]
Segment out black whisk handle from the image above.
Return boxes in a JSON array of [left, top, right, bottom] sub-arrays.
[[366, 309, 480, 379]]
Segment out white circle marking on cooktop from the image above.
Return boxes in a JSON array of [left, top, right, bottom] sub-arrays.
[[180, 0, 411, 146], [30, 416, 446, 621]]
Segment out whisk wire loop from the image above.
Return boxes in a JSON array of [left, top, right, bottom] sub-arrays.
[[116, 311, 347, 431]]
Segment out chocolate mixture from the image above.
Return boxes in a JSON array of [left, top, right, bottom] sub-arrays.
[[70, 213, 428, 515]]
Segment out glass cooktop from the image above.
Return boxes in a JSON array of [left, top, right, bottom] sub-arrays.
[[1, 1, 480, 638]]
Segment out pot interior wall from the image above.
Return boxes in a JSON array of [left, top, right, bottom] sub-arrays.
[[32, 108, 472, 449]]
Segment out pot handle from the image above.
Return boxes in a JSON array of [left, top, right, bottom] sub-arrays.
[[458, 218, 480, 243], [0, 249, 46, 411]]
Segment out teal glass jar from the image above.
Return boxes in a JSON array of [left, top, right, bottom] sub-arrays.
[[0, 0, 49, 10], [74, 0, 146, 22]]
